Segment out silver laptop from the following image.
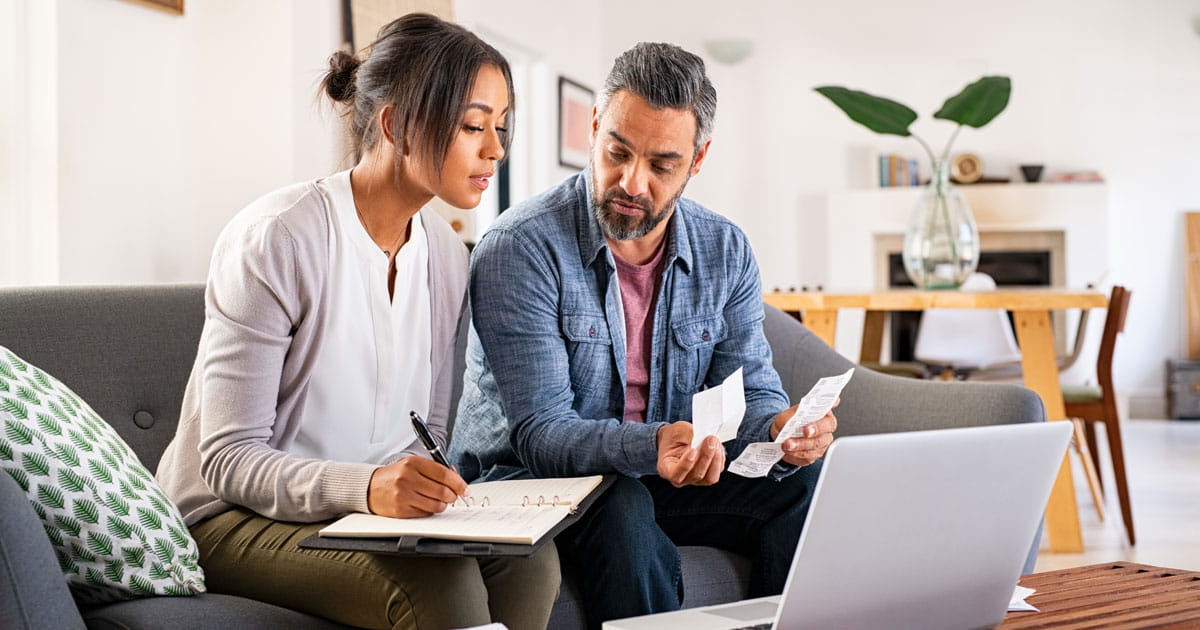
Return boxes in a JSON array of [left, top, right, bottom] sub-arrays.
[[604, 421, 1072, 630]]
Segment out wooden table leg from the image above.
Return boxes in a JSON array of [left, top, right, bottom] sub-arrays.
[[1013, 310, 1084, 553], [860, 310, 886, 364], [802, 309, 838, 348]]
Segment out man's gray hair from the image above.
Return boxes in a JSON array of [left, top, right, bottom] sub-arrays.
[[596, 42, 717, 155]]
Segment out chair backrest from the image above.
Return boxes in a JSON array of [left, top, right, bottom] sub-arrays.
[[913, 272, 1023, 369], [1097, 285, 1132, 403]]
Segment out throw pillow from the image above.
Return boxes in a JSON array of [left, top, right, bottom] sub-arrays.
[[0, 345, 205, 605]]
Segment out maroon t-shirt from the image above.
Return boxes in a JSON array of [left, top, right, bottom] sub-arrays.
[[612, 242, 668, 423]]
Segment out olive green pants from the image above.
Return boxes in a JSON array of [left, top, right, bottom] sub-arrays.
[[191, 508, 560, 630]]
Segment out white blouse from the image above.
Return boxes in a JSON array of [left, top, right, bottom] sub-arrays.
[[293, 169, 432, 465]]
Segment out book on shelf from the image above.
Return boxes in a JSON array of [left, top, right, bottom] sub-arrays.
[[304, 475, 610, 556], [878, 154, 921, 188]]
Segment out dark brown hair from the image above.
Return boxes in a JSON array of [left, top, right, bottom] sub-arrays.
[[320, 13, 513, 177]]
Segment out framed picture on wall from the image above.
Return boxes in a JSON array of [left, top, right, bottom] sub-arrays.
[[557, 77, 593, 170], [121, 0, 185, 14]]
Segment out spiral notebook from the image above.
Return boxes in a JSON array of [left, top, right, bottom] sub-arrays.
[[308, 475, 607, 555]]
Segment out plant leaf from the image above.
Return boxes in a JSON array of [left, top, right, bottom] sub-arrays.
[[814, 86, 918, 136], [933, 76, 1011, 128]]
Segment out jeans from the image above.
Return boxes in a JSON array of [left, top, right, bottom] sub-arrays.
[[557, 463, 823, 629]]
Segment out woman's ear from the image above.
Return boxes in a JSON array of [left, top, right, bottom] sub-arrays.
[[378, 105, 406, 154]]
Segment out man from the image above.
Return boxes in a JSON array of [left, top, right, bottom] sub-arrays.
[[450, 42, 837, 628]]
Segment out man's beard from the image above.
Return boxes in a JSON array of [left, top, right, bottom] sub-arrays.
[[591, 169, 689, 242]]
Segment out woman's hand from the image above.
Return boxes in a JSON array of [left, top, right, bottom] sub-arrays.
[[367, 456, 469, 518]]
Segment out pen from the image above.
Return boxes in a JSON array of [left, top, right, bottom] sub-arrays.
[[410, 410, 466, 506]]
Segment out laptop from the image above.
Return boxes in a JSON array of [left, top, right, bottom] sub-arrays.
[[604, 421, 1072, 630]]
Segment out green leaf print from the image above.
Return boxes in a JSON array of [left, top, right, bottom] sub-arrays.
[[73, 498, 101, 525], [31, 367, 52, 391], [107, 515, 135, 540], [168, 526, 189, 550], [149, 562, 170, 581], [30, 499, 47, 520], [53, 443, 80, 468], [84, 567, 107, 587], [5, 416, 33, 441], [36, 484, 66, 509], [163, 584, 193, 596], [0, 440, 12, 461], [148, 495, 170, 517], [55, 548, 75, 573], [68, 428, 94, 453], [0, 357, 15, 380], [70, 541, 96, 563], [101, 448, 120, 472], [122, 546, 146, 568], [119, 479, 139, 501], [43, 523, 64, 547], [104, 559, 124, 583], [21, 452, 50, 477], [3, 466, 30, 491], [50, 400, 70, 423], [8, 353, 27, 372], [129, 574, 155, 596], [152, 538, 173, 564], [37, 413, 63, 437], [54, 514, 82, 537], [58, 467, 88, 493], [87, 459, 114, 484], [104, 491, 131, 517], [87, 530, 114, 556], [16, 386, 40, 405], [137, 507, 163, 531]]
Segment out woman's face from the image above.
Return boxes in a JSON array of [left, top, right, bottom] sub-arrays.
[[408, 64, 510, 210]]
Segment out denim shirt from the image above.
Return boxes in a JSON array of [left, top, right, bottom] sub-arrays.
[[449, 171, 793, 481]]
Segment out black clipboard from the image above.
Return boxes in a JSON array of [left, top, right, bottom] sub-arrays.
[[297, 475, 615, 558]]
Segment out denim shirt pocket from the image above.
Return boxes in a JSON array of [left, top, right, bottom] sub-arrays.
[[561, 313, 613, 394], [671, 314, 726, 393]]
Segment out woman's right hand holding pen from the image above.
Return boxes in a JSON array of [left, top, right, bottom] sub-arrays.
[[367, 456, 469, 518]]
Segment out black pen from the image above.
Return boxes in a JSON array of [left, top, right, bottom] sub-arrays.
[[410, 410, 467, 506]]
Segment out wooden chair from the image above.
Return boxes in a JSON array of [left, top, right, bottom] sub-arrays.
[[1063, 285, 1134, 545]]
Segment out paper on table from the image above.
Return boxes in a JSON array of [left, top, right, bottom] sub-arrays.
[[690, 367, 746, 448], [728, 368, 854, 478], [1009, 585, 1039, 612]]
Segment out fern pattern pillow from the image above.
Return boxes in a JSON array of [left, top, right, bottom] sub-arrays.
[[0, 346, 205, 604]]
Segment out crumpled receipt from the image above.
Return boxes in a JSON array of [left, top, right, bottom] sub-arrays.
[[728, 368, 854, 478]]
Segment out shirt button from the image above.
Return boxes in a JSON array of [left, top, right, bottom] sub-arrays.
[[701, 330, 710, 341], [589, 326, 596, 338]]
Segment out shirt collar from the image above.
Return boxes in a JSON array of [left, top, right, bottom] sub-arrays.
[[578, 170, 693, 275]]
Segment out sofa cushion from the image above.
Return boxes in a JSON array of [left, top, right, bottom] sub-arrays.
[[0, 346, 205, 605]]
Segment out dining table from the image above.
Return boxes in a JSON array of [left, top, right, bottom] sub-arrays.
[[764, 288, 1109, 554]]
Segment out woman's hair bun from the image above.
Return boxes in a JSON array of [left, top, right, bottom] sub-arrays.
[[322, 50, 361, 103]]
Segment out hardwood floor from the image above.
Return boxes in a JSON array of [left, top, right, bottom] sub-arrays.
[[1034, 418, 1200, 572]]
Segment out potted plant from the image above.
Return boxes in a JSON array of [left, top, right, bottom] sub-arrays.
[[815, 76, 1011, 289]]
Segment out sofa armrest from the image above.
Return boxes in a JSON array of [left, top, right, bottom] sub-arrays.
[[763, 304, 1047, 437], [0, 471, 87, 630]]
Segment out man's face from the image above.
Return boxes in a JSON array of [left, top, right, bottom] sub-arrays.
[[589, 90, 710, 242]]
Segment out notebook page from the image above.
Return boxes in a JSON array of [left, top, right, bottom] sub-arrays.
[[463, 475, 604, 507], [319, 505, 570, 544]]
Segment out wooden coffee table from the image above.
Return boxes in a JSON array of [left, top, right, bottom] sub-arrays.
[[1001, 562, 1200, 628]]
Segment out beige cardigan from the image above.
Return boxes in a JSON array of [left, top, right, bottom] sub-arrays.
[[156, 174, 469, 526]]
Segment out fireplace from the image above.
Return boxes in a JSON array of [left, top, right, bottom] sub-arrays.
[[874, 230, 1067, 361], [886, 250, 1053, 361]]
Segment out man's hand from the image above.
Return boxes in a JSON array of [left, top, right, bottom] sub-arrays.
[[656, 421, 725, 488], [367, 456, 469, 518], [769, 399, 839, 467]]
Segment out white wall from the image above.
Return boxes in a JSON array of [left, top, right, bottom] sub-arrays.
[[49, 0, 341, 284], [17, 0, 1200, 413]]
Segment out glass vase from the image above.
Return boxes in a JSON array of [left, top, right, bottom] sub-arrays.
[[901, 160, 980, 289]]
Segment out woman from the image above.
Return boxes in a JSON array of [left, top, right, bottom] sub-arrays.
[[156, 14, 559, 630]]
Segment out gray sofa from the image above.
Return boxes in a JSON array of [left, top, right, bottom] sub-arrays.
[[0, 284, 1046, 629]]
